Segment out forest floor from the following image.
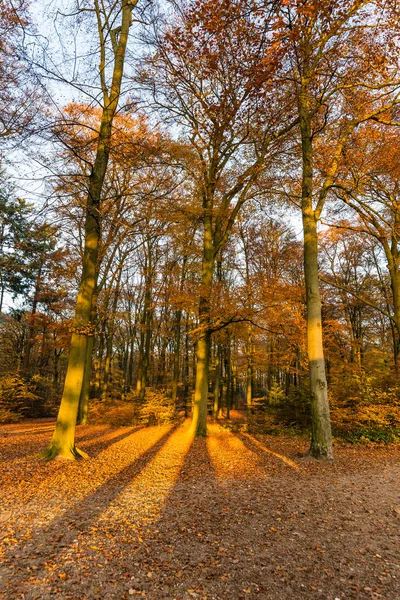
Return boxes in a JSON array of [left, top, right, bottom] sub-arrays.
[[0, 419, 399, 600]]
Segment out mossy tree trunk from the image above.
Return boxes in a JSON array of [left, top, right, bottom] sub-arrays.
[[44, 0, 136, 460], [192, 203, 214, 436], [299, 80, 333, 460]]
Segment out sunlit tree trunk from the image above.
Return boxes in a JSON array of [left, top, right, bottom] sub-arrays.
[[384, 237, 400, 353], [192, 205, 214, 436], [101, 326, 113, 402], [44, 1, 135, 460], [390, 266, 400, 371], [231, 341, 237, 409], [157, 338, 167, 384], [94, 328, 105, 393], [300, 91, 333, 460]]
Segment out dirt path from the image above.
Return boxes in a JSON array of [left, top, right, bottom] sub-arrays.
[[0, 420, 399, 600]]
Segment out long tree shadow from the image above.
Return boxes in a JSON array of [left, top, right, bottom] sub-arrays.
[[77, 425, 145, 457], [0, 425, 143, 461], [1, 424, 179, 589], [123, 428, 307, 599], [237, 432, 301, 472], [125, 435, 231, 597], [1, 425, 56, 437]]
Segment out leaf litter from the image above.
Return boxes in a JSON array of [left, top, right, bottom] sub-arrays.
[[0, 419, 399, 599]]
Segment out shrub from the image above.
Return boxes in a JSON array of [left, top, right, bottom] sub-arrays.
[[0, 374, 38, 421], [0, 408, 22, 424], [29, 375, 59, 417], [88, 399, 136, 426], [136, 388, 176, 426], [88, 388, 177, 427]]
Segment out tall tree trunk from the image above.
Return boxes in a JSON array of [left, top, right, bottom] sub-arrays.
[[300, 97, 333, 460], [386, 243, 400, 367], [183, 314, 190, 417], [223, 341, 232, 420], [126, 336, 135, 392], [22, 262, 42, 377], [246, 325, 253, 416], [192, 207, 214, 436], [171, 309, 182, 405], [0, 281, 4, 314], [138, 289, 152, 401], [94, 329, 105, 394], [77, 334, 94, 424], [136, 249, 153, 401], [171, 257, 188, 404], [101, 324, 114, 402], [157, 336, 167, 385], [213, 343, 222, 420], [231, 340, 237, 409], [136, 319, 145, 395], [101, 264, 123, 402], [44, 1, 135, 460]]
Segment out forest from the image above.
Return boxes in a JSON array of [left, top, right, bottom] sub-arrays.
[[0, 1, 400, 598]]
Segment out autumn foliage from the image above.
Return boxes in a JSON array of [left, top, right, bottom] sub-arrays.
[[0, 0, 400, 452]]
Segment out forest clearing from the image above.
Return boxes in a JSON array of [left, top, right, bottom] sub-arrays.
[[0, 419, 399, 600], [2, 0, 400, 597]]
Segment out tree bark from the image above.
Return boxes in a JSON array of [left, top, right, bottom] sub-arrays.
[[171, 309, 182, 405], [77, 333, 94, 424], [246, 325, 253, 416], [22, 261, 42, 377], [44, 1, 135, 460], [223, 341, 232, 420], [300, 95, 333, 460], [192, 204, 214, 436], [213, 343, 222, 420], [136, 279, 152, 401]]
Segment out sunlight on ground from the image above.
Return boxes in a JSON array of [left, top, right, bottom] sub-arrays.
[[0, 426, 175, 558], [206, 423, 262, 480], [241, 433, 300, 471], [20, 424, 195, 597], [94, 423, 194, 529]]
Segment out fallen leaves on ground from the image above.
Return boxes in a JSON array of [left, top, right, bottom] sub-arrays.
[[0, 419, 399, 599]]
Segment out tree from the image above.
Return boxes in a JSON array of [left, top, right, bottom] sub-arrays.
[[45, 0, 138, 460], [0, 0, 41, 139], [144, 0, 297, 436], [334, 127, 400, 360], [0, 175, 32, 311], [278, 0, 400, 458]]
